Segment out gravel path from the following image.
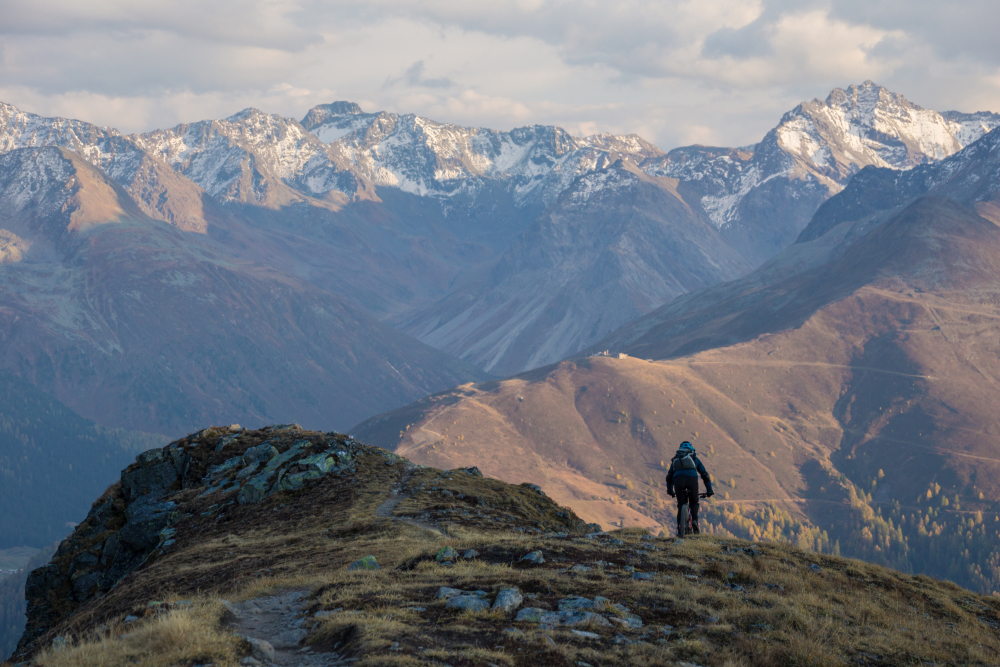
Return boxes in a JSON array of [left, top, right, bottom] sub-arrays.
[[226, 591, 353, 666], [227, 466, 444, 665]]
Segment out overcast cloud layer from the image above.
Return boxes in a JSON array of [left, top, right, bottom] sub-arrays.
[[1, 0, 998, 149]]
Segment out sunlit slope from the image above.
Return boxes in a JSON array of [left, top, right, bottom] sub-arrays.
[[354, 197, 1000, 593], [0, 147, 485, 435]]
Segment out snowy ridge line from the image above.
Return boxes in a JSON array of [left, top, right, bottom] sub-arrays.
[[1, 82, 999, 228], [637, 81, 1000, 231]]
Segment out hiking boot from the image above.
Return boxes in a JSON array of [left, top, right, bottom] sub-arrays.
[[691, 521, 700, 534], [676, 522, 683, 537]]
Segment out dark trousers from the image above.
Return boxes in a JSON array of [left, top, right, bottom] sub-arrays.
[[674, 476, 700, 525]]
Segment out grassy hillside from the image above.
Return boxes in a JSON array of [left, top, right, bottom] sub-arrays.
[[0, 372, 166, 549], [353, 199, 1000, 596], [5, 426, 999, 667]]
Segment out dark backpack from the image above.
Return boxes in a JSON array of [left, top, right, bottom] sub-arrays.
[[673, 450, 697, 471]]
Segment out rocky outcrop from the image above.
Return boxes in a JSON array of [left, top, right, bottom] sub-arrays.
[[16, 424, 377, 655], [0, 229, 28, 264]]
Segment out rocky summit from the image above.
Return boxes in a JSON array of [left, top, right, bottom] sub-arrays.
[[6, 426, 1000, 666]]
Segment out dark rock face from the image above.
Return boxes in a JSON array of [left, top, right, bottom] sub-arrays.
[[121, 448, 191, 500], [12, 424, 368, 658]]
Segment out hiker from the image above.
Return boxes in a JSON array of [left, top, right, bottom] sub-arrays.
[[666, 441, 714, 535]]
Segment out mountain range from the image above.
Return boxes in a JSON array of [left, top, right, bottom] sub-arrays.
[[0, 146, 482, 434], [4, 79, 1000, 663], [4, 81, 996, 382], [352, 123, 1000, 596], [3, 83, 1000, 590]]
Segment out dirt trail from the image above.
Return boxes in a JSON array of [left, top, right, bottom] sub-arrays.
[[226, 591, 353, 666], [375, 464, 443, 535], [223, 467, 444, 666]]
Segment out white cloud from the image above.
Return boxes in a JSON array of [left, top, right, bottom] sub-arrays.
[[0, 0, 997, 149]]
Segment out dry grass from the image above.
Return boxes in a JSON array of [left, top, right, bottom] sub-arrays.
[[12, 428, 1000, 666], [33, 600, 241, 667]]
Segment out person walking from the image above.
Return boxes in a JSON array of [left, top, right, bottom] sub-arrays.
[[666, 441, 714, 535]]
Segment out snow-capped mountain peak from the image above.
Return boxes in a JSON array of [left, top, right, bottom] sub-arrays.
[[641, 81, 1000, 263]]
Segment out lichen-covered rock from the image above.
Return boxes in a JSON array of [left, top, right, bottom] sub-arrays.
[[206, 456, 244, 482], [559, 596, 598, 612], [347, 555, 381, 571], [242, 443, 279, 466], [436, 546, 458, 563], [436, 587, 486, 600], [558, 610, 613, 627], [236, 474, 272, 505], [118, 496, 179, 552]]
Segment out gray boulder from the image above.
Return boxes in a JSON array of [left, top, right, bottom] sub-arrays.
[[240, 635, 275, 662], [242, 444, 278, 466], [521, 550, 544, 565], [435, 546, 458, 563], [437, 587, 487, 600], [446, 595, 489, 612], [347, 556, 380, 571], [515, 607, 547, 622], [492, 588, 523, 613]]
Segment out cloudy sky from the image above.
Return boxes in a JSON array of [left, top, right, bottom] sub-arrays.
[[1, 0, 998, 149]]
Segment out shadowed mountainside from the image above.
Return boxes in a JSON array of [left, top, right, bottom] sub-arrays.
[[0, 147, 485, 435], [395, 161, 752, 376], [0, 372, 165, 550]]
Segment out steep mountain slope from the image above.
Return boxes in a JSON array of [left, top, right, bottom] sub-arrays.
[[7, 425, 1000, 667], [0, 147, 484, 435], [354, 192, 1000, 596], [0, 102, 224, 234], [392, 82, 999, 374], [641, 81, 1000, 264], [397, 161, 752, 375], [602, 126, 1000, 361], [0, 372, 164, 550]]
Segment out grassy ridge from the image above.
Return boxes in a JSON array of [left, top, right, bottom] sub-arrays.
[[10, 427, 1000, 666]]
